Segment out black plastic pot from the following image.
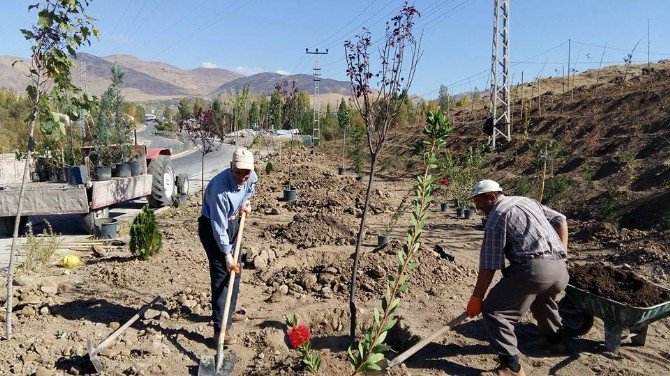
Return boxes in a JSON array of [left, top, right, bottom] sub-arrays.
[[95, 218, 118, 239], [456, 207, 465, 218], [93, 166, 112, 181], [440, 202, 450, 212], [128, 161, 141, 176], [338, 167, 345, 175], [58, 167, 68, 182], [283, 186, 297, 202], [47, 170, 58, 182], [464, 208, 476, 219], [31, 172, 40, 182], [378, 235, 389, 246], [67, 165, 88, 185], [114, 163, 132, 178]]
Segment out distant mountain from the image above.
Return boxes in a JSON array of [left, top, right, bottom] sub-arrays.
[[210, 72, 352, 96], [0, 53, 352, 102]]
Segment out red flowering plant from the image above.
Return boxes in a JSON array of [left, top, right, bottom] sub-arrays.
[[285, 315, 321, 374]]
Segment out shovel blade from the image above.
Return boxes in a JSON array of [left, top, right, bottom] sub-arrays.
[[197, 353, 236, 376]]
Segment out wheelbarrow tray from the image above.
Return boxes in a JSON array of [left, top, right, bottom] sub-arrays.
[[564, 284, 670, 328]]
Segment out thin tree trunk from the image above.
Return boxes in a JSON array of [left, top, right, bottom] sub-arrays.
[[349, 154, 378, 338], [539, 145, 548, 203], [6, 84, 41, 339]]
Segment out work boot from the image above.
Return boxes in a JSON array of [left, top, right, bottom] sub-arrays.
[[482, 364, 526, 376]]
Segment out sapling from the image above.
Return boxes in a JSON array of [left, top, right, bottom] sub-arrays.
[[348, 110, 451, 374], [6, 0, 98, 338], [344, 1, 422, 338]]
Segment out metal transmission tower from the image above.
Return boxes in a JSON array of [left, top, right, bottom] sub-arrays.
[[79, 61, 88, 92], [306, 48, 328, 147], [489, 0, 511, 150]]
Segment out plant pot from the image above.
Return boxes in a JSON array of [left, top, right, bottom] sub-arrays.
[[57, 167, 67, 182], [440, 202, 450, 212], [47, 170, 58, 182], [93, 166, 112, 181], [464, 208, 476, 219], [31, 172, 41, 182], [283, 186, 297, 202], [338, 167, 345, 175], [67, 165, 88, 185], [128, 160, 141, 176], [114, 163, 132, 178], [95, 218, 118, 239], [378, 235, 389, 246], [456, 207, 465, 218]]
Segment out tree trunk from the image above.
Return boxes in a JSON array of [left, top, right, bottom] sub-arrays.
[[349, 153, 378, 338], [6, 92, 40, 338]]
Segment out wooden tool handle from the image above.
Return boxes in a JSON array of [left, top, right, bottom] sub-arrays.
[[388, 312, 467, 368], [216, 211, 247, 371], [93, 296, 162, 355]]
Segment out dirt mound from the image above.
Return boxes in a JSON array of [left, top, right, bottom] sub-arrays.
[[268, 213, 357, 248], [569, 264, 670, 307]]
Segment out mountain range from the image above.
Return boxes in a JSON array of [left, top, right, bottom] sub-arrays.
[[0, 53, 352, 103]]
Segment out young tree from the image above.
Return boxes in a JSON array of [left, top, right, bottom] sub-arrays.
[[274, 79, 300, 130], [184, 106, 225, 189], [344, 1, 422, 338], [6, 0, 98, 338], [268, 91, 282, 131]]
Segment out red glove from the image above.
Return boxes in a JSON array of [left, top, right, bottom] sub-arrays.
[[466, 296, 482, 318]]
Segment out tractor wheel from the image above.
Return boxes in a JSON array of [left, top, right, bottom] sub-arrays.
[[0, 216, 27, 237], [559, 296, 594, 336], [147, 155, 175, 208], [82, 207, 110, 235], [176, 173, 190, 195]]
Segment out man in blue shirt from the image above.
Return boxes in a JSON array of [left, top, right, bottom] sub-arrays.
[[198, 148, 257, 346]]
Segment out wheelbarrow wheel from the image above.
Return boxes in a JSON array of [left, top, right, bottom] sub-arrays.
[[559, 296, 594, 336]]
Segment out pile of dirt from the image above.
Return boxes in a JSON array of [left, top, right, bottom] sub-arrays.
[[267, 213, 357, 248], [569, 263, 670, 307]]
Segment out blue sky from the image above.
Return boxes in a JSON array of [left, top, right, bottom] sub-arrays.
[[2, 0, 669, 98]]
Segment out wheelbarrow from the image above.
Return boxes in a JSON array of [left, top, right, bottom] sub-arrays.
[[558, 283, 670, 353]]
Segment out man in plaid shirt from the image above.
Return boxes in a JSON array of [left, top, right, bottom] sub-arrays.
[[464, 180, 569, 376]]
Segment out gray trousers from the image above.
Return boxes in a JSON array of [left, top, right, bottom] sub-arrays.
[[482, 258, 569, 357]]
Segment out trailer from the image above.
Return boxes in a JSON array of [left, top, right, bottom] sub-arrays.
[[0, 146, 189, 235]]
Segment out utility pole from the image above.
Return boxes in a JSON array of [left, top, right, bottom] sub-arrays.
[[306, 48, 328, 151], [567, 39, 571, 92], [489, 0, 511, 150], [647, 18, 651, 67]]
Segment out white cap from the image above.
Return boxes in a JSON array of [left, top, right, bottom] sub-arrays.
[[232, 148, 254, 171], [469, 179, 502, 198]]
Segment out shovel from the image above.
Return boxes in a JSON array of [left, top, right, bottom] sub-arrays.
[[198, 211, 247, 376], [386, 312, 467, 368]]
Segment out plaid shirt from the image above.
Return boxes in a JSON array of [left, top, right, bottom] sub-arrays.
[[479, 195, 567, 270]]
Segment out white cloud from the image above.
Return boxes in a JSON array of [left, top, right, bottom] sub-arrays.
[[275, 70, 292, 75], [233, 66, 263, 76], [109, 34, 133, 44], [201, 62, 218, 68]]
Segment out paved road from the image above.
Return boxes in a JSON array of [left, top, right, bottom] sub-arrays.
[[0, 125, 237, 270]]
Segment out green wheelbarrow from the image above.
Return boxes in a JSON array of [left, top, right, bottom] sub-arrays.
[[558, 284, 670, 353]]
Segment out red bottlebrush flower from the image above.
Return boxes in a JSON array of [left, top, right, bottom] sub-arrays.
[[287, 323, 311, 348], [440, 177, 449, 185]]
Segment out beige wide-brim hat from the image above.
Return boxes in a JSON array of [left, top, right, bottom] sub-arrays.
[[468, 179, 502, 199], [232, 148, 254, 171]]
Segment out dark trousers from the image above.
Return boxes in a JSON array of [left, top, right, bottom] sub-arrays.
[[198, 216, 242, 331]]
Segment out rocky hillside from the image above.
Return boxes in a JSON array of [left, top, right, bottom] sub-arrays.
[[381, 61, 670, 234]]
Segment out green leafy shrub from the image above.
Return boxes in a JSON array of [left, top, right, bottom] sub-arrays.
[[130, 205, 162, 260], [598, 191, 626, 225], [265, 160, 274, 174], [21, 221, 60, 272], [514, 176, 538, 199]]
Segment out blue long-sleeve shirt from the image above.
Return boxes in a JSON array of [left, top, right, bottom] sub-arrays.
[[201, 168, 257, 254]]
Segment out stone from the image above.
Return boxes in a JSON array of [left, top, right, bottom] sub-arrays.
[[18, 294, 40, 305], [108, 322, 120, 330], [57, 283, 71, 294], [21, 306, 36, 317], [143, 309, 161, 320], [183, 299, 197, 309], [14, 275, 34, 287], [39, 306, 50, 315], [300, 273, 318, 291], [361, 283, 375, 293], [253, 253, 269, 270], [35, 366, 53, 376], [192, 304, 203, 315], [278, 284, 289, 295]]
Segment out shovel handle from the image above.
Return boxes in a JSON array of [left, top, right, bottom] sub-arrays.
[[92, 296, 162, 355], [216, 211, 247, 372], [388, 312, 467, 368]]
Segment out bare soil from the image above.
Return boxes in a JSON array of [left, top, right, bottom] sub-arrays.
[[569, 264, 670, 307]]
